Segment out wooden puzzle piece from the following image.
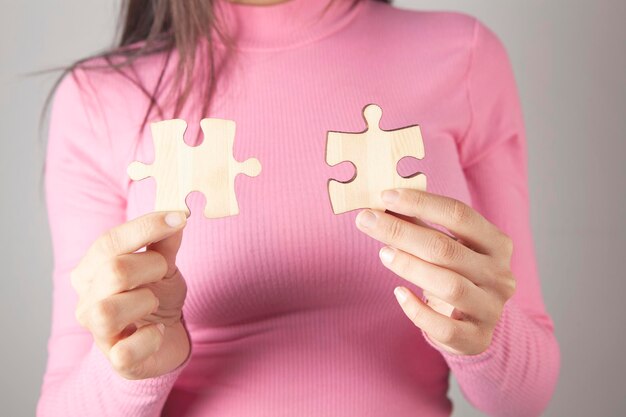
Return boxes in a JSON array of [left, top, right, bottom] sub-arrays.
[[325, 104, 427, 214], [127, 118, 261, 218]]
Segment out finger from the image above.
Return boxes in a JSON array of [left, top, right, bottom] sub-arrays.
[[381, 188, 508, 256], [356, 209, 490, 285], [422, 289, 458, 319], [87, 287, 159, 345], [393, 286, 475, 351], [388, 211, 435, 231], [88, 211, 187, 259], [108, 322, 165, 379], [387, 211, 460, 246], [379, 246, 492, 321], [91, 250, 168, 299], [147, 228, 184, 278]]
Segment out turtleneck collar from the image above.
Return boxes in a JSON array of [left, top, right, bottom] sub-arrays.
[[212, 0, 366, 51]]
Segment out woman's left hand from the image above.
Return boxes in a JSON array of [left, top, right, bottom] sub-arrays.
[[355, 188, 517, 356]]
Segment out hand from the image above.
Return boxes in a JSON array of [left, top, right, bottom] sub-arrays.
[[355, 188, 516, 356], [71, 211, 191, 379]]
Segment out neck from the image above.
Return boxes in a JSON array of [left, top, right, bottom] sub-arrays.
[[212, 0, 366, 51], [226, 0, 291, 4]]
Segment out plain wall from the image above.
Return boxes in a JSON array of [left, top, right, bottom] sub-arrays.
[[1, 1, 624, 416]]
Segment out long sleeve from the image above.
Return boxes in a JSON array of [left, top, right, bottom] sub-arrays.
[[36, 4, 561, 416], [36, 69, 191, 417], [421, 18, 561, 416]]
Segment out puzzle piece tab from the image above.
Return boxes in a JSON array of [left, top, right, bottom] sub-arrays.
[[127, 118, 261, 218], [325, 104, 426, 214]]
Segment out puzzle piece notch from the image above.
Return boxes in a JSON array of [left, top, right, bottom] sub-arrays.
[[127, 118, 261, 219], [325, 103, 427, 215]]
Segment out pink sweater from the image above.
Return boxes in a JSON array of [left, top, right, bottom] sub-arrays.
[[37, 0, 560, 416]]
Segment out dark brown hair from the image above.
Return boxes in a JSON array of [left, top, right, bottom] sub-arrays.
[[45, 0, 392, 132]]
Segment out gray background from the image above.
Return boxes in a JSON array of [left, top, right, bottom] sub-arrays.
[[1, 0, 624, 416]]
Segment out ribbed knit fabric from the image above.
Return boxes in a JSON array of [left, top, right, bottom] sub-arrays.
[[37, 0, 560, 416]]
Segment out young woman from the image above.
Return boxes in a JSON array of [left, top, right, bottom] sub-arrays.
[[37, 0, 560, 416]]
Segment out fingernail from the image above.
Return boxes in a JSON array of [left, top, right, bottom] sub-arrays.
[[156, 323, 165, 335], [165, 212, 185, 227], [379, 246, 396, 264], [394, 287, 408, 303], [356, 210, 377, 228], [381, 189, 399, 204]]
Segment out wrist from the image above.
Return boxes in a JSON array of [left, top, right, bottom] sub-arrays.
[[167, 319, 192, 372]]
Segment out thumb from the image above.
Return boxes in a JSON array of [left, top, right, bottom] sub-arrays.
[[147, 212, 186, 277]]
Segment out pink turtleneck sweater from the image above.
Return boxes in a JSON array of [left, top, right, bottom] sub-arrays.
[[37, 0, 560, 416]]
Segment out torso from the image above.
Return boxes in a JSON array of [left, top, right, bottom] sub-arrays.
[[114, 1, 476, 414]]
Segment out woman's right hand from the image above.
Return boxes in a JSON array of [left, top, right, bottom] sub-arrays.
[[71, 211, 191, 380]]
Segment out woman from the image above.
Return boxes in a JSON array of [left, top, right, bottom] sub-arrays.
[[36, 0, 560, 416]]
